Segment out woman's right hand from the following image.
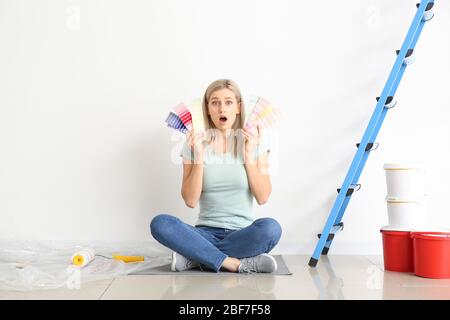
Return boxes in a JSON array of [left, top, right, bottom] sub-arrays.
[[186, 130, 205, 161]]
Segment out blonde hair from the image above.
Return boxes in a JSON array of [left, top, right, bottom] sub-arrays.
[[201, 79, 246, 158]]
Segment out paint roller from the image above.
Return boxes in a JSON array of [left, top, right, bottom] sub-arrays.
[[71, 248, 144, 267]]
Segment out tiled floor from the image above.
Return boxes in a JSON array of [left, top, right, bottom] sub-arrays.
[[1, 255, 449, 300]]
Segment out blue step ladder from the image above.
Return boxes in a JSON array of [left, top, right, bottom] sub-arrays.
[[308, 0, 435, 268]]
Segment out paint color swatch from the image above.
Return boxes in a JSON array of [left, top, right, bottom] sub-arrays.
[[173, 103, 193, 131], [244, 96, 281, 130], [165, 101, 202, 134], [165, 111, 188, 134], [190, 98, 205, 132]]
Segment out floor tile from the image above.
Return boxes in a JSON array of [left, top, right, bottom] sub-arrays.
[[0, 278, 113, 300]]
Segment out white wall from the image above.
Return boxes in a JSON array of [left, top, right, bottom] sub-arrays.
[[1, 0, 449, 254]]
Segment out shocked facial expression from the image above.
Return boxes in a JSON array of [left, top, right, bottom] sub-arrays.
[[207, 88, 241, 131]]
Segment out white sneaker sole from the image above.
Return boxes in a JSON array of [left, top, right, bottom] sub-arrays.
[[261, 253, 278, 273], [171, 251, 177, 272]]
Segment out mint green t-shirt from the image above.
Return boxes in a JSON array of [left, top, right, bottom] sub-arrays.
[[180, 134, 270, 230]]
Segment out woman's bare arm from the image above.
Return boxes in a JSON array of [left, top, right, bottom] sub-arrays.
[[180, 130, 204, 208], [181, 160, 204, 208], [244, 151, 272, 205]]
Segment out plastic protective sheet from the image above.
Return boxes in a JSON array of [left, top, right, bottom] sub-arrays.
[[0, 240, 171, 291]]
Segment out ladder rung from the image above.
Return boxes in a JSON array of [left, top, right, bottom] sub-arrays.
[[317, 233, 334, 241], [376, 95, 393, 104], [356, 142, 379, 151], [396, 49, 415, 65], [416, 2, 434, 21], [337, 184, 361, 196], [376, 96, 397, 109], [396, 48, 414, 57], [317, 222, 344, 241], [416, 2, 434, 11]]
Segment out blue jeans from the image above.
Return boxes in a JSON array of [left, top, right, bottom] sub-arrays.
[[150, 214, 282, 272]]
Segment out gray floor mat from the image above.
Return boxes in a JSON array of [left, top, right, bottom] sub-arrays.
[[129, 255, 292, 275]]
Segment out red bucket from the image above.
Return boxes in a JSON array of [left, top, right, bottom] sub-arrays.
[[380, 229, 414, 272], [411, 232, 450, 279]]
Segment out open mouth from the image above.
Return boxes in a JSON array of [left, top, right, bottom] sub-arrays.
[[219, 116, 228, 123]]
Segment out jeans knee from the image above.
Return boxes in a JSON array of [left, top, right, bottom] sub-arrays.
[[150, 213, 177, 240], [254, 217, 282, 243]]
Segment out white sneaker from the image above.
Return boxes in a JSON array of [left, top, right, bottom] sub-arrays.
[[238, 254, 277, 273], [171, 252, 200, 272]]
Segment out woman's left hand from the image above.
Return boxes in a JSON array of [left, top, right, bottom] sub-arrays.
[[242, 123, 260, 157]]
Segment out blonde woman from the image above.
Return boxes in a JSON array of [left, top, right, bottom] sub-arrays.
[[150, 79, 282, 273]]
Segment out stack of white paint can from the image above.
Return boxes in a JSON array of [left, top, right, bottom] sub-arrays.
[[383, 162, 427, 230]]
